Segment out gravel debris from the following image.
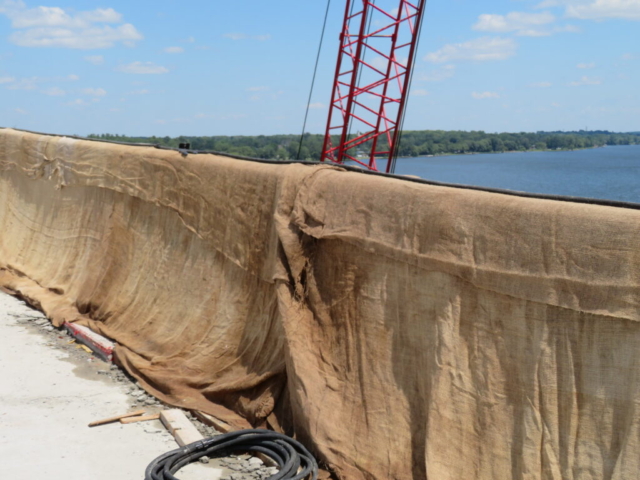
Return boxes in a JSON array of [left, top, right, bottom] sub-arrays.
[[13, 300, 282, 480]]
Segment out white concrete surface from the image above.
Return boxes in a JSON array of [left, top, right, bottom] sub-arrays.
[[0, 292, 223, 480]]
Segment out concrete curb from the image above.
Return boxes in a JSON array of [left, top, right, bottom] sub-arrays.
[[63, 322, 114, 362]]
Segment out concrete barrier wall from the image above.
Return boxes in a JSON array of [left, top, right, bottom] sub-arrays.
[[2, 128, 640, 479]]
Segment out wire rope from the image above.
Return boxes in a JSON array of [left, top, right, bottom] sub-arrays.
[[390, 0, 428, 174], [296, 0, 332, 160]]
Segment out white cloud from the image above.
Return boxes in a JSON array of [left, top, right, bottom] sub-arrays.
[[473, 11, 556, 33], [530, 81, 552, 87], [473, 11, 581, 36], [472, 91, 500, 99], [537, 0, 640, 20], [535, 0, 567, 7], [566, 0, 640, 20], [577, 62, 596, 68], [411, 89, 429, 96], [568, 76, 602, 85], [0, 1, 142, 49], [41, 86, 65, 95], [164, 46, 184, 54], [80, 8, 121, 25], [127, 89, 150, 95], [116, 62, 169, 74], [2, 73, 77, 90], [65, 98, 89, 106], [308, 102, 325, 109], [556, 24, 582, 33], [81, 87, 106, 96], [5, 76, 38, 89], [516, 29, 552, 36], [0, 2, 122, 28], [420, 64, 456, 81], [14, 107, 28, 114], [369, 56, 388, 72], [622, 53, 636, 59], [224, 33, 271, 41], [67, 74, 79, 81], [10, 24, 142, 49], [517, 24, 580, 36], [194, 113, 247, 121], [84, 55, 104, 65], [424, 37, 517, 63], [170, 117, 191, 124], [367, 55, 407, 72], [246, 86, 268, 91]]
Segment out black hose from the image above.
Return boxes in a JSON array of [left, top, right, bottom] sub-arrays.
[[145, 429, 318, 480]]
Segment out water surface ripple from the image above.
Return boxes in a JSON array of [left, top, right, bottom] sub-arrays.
[[392, 145, 640, 204]]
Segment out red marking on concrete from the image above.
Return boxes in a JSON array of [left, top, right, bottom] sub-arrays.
[[63, 322, 114, 362]]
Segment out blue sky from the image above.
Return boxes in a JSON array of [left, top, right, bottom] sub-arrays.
[[0, 0, 638, 136]]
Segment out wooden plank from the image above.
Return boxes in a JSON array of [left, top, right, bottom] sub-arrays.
[[120, 413, 161, 424], [192, 411, 276, 467], [160, 409, 204, 447], [192, 411, 234, 433], [88, 409, 146, 427]]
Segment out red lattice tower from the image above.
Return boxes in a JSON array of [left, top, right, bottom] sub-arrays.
[[321, 0, 427, 173]]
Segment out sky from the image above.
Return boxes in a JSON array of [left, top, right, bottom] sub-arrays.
[[0, 0, 638, 136]]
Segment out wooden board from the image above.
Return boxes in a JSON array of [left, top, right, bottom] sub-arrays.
[[191, 411, 277, 467], [120, 413, 161, 424], [192, 411, 234, 433], [88, 409, 146, 427], [160, 409, 204, 447]]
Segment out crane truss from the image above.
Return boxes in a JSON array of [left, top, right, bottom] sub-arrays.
[[321, 0, 427, 173]]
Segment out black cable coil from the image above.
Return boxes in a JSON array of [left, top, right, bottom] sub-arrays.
[[145, 429, 319, 480]]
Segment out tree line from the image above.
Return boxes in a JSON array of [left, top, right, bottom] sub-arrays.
[[87, 130, 640, 161]]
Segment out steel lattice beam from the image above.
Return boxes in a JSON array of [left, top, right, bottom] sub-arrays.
[[321, 0, 426, 173]]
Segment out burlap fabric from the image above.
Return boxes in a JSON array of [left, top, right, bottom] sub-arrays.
[[1, 128, 639, 479]]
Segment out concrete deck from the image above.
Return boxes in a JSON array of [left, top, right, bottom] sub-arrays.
[[0, 292, 225, 480]]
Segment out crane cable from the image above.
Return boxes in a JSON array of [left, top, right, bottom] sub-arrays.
[[390, 0, 428, 174], [296, 0, 332, 161]]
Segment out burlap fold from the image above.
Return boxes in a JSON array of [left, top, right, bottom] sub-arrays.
[[1, 128, 639, 480]]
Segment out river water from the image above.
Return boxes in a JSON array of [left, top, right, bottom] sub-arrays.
[[391, 145, 640, 204]]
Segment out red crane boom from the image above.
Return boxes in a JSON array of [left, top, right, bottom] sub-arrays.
[[321, 0, 427, 173]]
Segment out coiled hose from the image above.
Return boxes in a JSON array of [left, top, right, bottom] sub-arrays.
[[145, 429, 318, 480]]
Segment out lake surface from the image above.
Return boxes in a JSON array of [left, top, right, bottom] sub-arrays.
[[391, 145, 640, 204]]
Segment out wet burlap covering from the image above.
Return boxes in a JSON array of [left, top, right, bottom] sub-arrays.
[[1, 128, 640, 479]]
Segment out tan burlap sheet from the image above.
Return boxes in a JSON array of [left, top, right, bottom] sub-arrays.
[[1, 128, 639, 479]]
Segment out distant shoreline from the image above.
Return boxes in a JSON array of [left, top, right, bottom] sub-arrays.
[[87, 131, 639, 162], [394, 145, 608, 160]]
